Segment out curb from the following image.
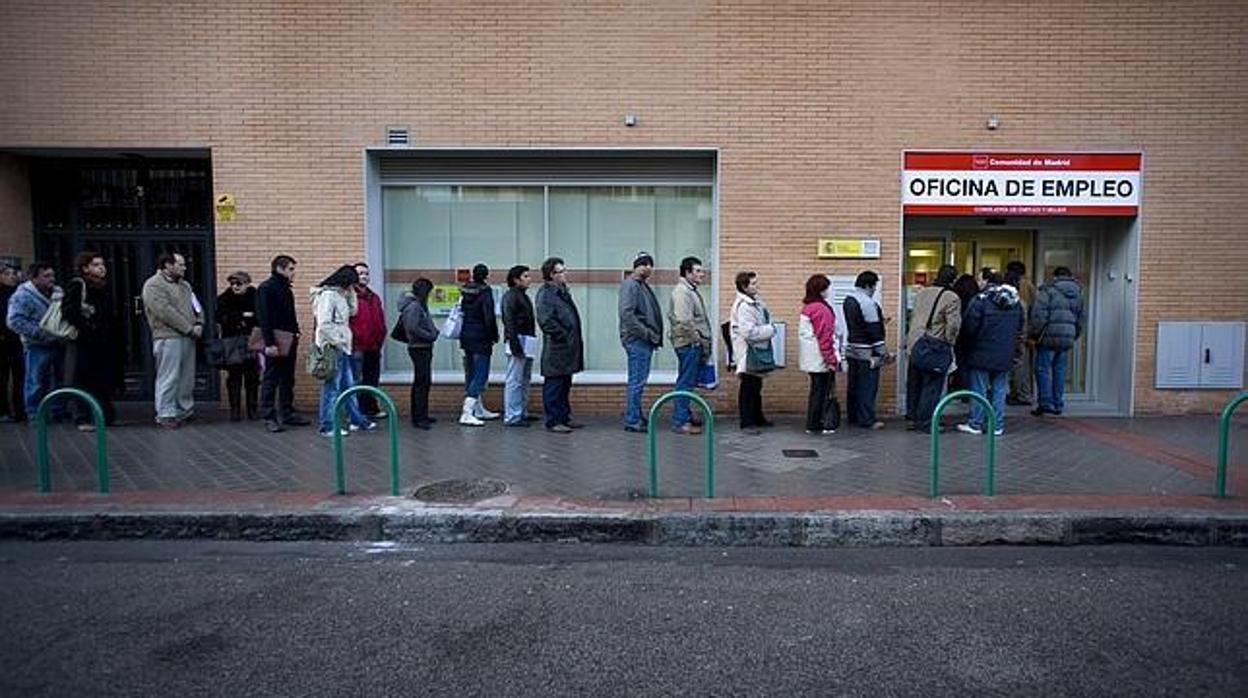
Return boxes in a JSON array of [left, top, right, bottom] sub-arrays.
[[2, 509, 1247, 547]]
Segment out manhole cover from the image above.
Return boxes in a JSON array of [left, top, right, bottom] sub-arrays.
[[782, 449, 819, 458], [411, 478, 509, 503]]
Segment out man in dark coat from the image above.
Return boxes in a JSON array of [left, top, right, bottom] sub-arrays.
[[956, 272, 1024, 436], [0, 264, 24, 422], [501, 264, 537, 427], [534, 257, 583, 434], [1029, 266, 1085, 416], [256, 254, 307, 432]]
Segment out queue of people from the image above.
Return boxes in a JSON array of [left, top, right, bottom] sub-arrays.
[[1, 249, 1083, 440]]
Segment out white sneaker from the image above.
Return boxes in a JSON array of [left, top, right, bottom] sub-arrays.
[[956, 423, 982, 435], [460, 398, 485, 427], [320, 428, 349, 438], [349, 421, 378, 432], [993, 428, 1004, 437], [474, 401, 500, 420]]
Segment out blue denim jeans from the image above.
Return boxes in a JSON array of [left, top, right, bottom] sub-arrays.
[[624, 341, 655, 427], [967, 369, 1009, 433], [542, 374, 572, 428], [503, 354, 532, 424], [319, 351, 368, 432], [23, 344, 64, 418], [463, 352, 491, 399], [672, 344, 703, 429], [1034, 347, 1068, 412]]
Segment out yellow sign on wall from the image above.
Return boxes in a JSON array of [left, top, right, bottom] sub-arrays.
[[215, 193, 237, 222], [817, 238, 881, 259]]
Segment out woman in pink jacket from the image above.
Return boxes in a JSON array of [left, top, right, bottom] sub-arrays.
[[799, 275, 841, 434]]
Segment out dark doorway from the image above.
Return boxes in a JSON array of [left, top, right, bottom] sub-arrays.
[[31, 157, 217, 401]]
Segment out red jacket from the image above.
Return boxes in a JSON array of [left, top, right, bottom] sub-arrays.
[[350, 286, 387, 352]]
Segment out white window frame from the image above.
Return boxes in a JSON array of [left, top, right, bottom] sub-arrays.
[[363, 147, 721, 386]]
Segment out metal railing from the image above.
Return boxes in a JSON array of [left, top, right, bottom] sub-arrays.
[[646, 390, 715, 498], [929, 389, 998, 497], [1216, 391, 1248, 498], [330, 385, 401, 496], [35, 388, 109, 494]]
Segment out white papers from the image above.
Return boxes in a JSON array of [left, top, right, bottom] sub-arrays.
[[505, 334, 539, 357]]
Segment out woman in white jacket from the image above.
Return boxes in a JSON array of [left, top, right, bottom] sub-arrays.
[[311, 265, 376, 437], [730, 271, 775, 430]]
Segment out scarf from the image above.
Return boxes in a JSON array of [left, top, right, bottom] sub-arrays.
[[847, 288, 880, 324]]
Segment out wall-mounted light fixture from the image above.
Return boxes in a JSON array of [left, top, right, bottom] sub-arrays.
[[986, 115, 1001, 131], [624, 113, 637, 127]]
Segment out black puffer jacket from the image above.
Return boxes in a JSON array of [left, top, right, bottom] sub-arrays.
[[1030, 277, 1085, 350], [458, 282, 498, 355]]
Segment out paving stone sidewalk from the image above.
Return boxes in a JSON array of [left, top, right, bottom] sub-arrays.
[[2, 403, 1244, 501]]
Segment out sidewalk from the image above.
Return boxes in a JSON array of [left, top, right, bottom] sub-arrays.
[[1, 403, 1245, 546]]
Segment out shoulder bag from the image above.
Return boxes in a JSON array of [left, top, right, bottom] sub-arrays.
[[909, 288, 953, 374]]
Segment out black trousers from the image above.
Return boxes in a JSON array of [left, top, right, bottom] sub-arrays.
[[846, 358, 880, 427], [407, 346, 432, 424], [542, 374, 572, 428], [0, 340, 24, 420], [260, 339, 298, 422], [65, 341, 116, 426], [738, 373, 765, 428], [805, 372, 839, 432], [355, 350, 382, 415], [906, 363, 947, 430], [225, 360, 260, 417]]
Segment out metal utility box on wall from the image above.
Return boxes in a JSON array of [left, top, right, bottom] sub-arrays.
[[1155, 321, 1245, 389]]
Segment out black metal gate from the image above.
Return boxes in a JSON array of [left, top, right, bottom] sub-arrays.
[[31, 157, 217, 401]]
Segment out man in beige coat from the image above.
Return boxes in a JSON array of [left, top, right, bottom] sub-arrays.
[[141, 252, 202, 427], [905, 264, 962, 432]]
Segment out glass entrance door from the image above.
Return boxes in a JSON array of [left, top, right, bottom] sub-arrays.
[[1035, 234, 1094, 395]]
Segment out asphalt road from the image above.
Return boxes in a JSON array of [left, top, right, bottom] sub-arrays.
[[1, 542, 1245, 697]]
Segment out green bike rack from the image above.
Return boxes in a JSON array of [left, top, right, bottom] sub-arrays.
[[330, 385, 401, 496], [35, 388, 109, 494], [1215, 391, 1248, 498], [929, 389, 998, 497], [647, 390, 715, 498]]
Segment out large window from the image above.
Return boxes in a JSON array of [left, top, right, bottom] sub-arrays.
[[381, 184, 714, 380]]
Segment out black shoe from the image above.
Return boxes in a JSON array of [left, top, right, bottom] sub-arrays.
[[564, 421, 586, 430], [283, 415, 311, 427], [1006, 397, 1031, 406], [265, 420, 285, 433], [411, 421, 431, 431], [623, 424, 646, 433], [522, 415, 540, 422], [1031, 407, 1055, 417], [758, 419, 775, 428], [504, 420, 530, 428], [425, 417, 439, 424]]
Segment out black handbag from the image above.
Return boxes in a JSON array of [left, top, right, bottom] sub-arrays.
[[389, 316, 408, 343], [909, 289, 953, 374], [206, 335, 250, 368]]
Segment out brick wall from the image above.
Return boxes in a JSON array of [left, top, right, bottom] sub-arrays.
[[0, 154, 33, 266], [1, 0, 1245, 415]]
